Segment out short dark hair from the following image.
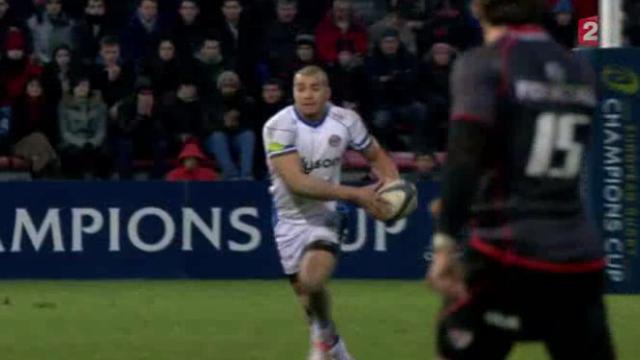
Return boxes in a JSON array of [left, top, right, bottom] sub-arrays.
[[202, 31, 220, 43], [69, 72, 92, 91], [277, 0, 297, 6], [157, 36, 176, 46], [475, 0, 544, 25], [180, 0, 199, 7], [197, 32, 220, 51], [222, 0, 241, 6], [100, 35, 120, 48], [138, 0, 158, 7], [263, 78, 283, 89]]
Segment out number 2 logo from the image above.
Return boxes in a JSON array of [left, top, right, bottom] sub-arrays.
[[582, 21, 598, 42]]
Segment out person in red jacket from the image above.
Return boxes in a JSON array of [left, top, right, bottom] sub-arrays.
[[0, 29, 42, 106], [165, 142, 218, 181], [314, 0, 368, 65]]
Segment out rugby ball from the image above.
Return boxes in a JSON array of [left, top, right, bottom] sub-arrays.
[[377, 180, 418, 221]]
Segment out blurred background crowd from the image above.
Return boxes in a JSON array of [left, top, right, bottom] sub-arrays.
[[0, 0, 634, 181]]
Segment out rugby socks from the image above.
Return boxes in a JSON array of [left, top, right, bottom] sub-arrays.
[[311, 319, 339, 347]]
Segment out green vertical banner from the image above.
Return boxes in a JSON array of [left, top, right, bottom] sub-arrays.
[[579, 48, 640, 293]]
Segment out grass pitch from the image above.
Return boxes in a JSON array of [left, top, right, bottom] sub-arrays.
[[0, 280, 635, 360]]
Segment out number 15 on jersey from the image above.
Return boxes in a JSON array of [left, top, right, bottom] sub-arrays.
[[526, 112, 590, 179]]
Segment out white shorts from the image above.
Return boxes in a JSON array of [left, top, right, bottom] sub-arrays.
[[274, 215, 345, 275]]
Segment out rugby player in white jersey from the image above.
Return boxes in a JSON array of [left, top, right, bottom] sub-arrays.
[[263, 66, 400, 360]]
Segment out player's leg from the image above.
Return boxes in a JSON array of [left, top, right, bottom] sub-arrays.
[[276, 217, 352, 359], [542, 272, 616, 360], [290, 264, 352, 360], [437, 295, 515, 360], [275, 221, 313, 318], [299, 242, 336, 321], [288, 274, 311, 320], [299, 242, 352, 359]]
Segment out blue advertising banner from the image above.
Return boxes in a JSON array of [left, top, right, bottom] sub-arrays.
[[0, 181, 439, 280], [580, 48, 640, 293]]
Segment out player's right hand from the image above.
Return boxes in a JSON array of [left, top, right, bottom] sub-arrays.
[[429, 198, 442, 218], [426, 239, 467, 300], [351, 182, 390, 221]]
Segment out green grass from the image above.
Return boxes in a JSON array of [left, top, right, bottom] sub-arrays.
[[0, 280, 635, 360]]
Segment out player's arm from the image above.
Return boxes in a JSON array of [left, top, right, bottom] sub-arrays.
[[360, 139, 400, 183], [270, 151, 357, 202], [437, 122, 488, 245], [435, 51, 497, 249], [347, 111, 399, 182], [428, 52, 497, 298], [270, 151, 388, 219], [264, 123, 388, 218], [429, 122, 487, 298]]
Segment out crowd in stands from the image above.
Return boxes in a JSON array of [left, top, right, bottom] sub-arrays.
[[0, 0, 627, 181]]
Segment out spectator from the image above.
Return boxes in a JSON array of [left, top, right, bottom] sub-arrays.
[[327, 40, 369, 114], [278, 33, 322, 86], [11, 77, 60, 177], [114, 77, 167, 179], [365, 28, 425, 150], [0, 29, 43, 106], [417, 42, 455, 152], [545, 0, 577, 49], [416, 0, 476, 55], [163, 76, 209, 154], [121, 0, 165, 64], [0, 0, 29, 52], [92, 36, 135, 113], [315, 0, 368, 65], [255, 78, 287, 128], [41, 44, 77, 104], [57, 74, 111, 179], [140, 37, 188, 105], [253, 78, 287, 179], [392, 0, 426, 19], [72, 0, 115, 66], [193, 34, 227, 97], [204, 70, 255, 180], [411, 152, 440, 181], [27, 0, 75, 64], [369, 10, 417, 54], [263, 0, 304, 80], [172, 0, 207, 59], [216, 0, 260, 91], [166, 141, 218, 181], [546, 0, 597, 20], [351, 0, 388, 25], [12, 76, 58, 144]]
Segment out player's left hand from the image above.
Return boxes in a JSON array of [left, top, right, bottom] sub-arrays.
[[426, 234, 467, 300]]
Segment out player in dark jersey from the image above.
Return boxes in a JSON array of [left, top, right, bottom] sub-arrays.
[[426, 0, 616, 359]]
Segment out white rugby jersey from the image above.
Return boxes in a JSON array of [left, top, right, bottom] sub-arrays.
[[263, 105, 372, 221]]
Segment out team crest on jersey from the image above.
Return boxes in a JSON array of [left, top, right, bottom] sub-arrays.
[[545, 62, 566, 84], [328, 135, 342, 147], [447, 328, 474, 350]]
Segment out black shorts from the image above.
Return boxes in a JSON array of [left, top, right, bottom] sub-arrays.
[[437, 250, 616, 360]]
